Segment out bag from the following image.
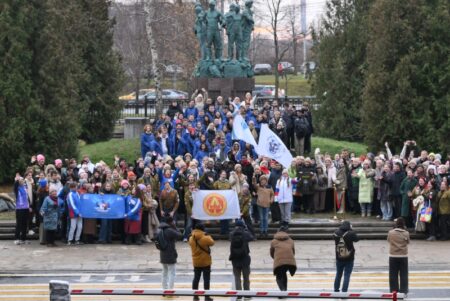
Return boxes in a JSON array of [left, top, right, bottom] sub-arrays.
[[230, 229, 247, 259], [336, 232, 351, 260], [294, 117, 309, 138], [154, 228, 168, 250], [419, 206, 432, 223]]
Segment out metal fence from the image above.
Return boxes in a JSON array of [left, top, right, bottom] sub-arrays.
[[117, 96, 317, 122]]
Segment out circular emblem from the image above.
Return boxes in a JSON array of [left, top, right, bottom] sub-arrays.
[[268, 135, 281, 155], [203, 193, 227, 216]]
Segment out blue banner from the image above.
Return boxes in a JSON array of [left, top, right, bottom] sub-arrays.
[[79, 194, 126, 219]]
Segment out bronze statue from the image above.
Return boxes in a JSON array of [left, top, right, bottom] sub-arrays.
[[194, 3, 207, 60], [205, 0, 224, 60], [241, 0, 254, 60], [224, 3, 243, 61]]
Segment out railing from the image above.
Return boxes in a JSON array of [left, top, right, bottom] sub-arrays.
[[49, 280, 403, 301], [117, 96, 318, 122]]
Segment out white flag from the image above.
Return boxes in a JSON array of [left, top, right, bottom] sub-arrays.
[[192, 190, 241, 220], [256, 124, 293, 169], [232, 115, 258, 148]]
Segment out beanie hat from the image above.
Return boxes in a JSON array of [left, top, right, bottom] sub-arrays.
[[54, 159, 62, 166], [138, 184, 146, 191], [37, 154, 45, 162], [121, 180, 129, 187], [235, 219, 246, 228], [39, 179, 48, 188], [127, 171, 136, 178]]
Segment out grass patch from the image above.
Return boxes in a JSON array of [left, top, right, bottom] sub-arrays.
[[312, 137, 367, 156], [79, 136, 367, 165], [79, 138, 140, 166], [0, 211, 15, 220], [255, 74, 312, 96]]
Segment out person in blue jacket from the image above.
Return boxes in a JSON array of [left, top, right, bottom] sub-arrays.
[[40, 188, 64, 247], [67, 182, 82, 245], [195, 143, 210, 163], [141, 124, 155, 159], [124, 192, 143, 245], [185, 100, 199, 119], [170, 126, 189, 157]]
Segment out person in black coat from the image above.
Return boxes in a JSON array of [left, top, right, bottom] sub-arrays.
[[159, 216, 183, 289], [333, 221, 359, 292], [229, 220, 254, 292]]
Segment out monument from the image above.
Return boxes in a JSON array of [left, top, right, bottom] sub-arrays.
[[192, 0, 255, 100]]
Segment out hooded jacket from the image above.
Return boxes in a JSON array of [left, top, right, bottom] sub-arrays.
[[159, 222, 183, 264], [333, 221, 359, 262], [189, 229, 215, 268], [270, 231, 296, 273]]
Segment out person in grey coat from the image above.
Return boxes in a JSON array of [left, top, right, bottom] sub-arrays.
[[159, 215, 183, 289], [40, 188, 64, 247]]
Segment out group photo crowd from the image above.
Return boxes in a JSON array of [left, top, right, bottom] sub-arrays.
[[11, 92, 450, 295]]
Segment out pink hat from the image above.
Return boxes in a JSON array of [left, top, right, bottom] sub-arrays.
[[37, 154, 45, 162], [138, 184, 146, 191], [54, 159, 62, 166], [121, 180, 129, 187]]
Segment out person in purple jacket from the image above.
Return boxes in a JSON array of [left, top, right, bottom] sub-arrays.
[[14, 174, 32, 245]]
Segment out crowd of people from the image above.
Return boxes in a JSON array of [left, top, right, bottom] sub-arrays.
[[10, 91, 449, 296]]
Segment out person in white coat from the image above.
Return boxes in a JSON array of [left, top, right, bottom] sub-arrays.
[[275, 169, 294, 227]]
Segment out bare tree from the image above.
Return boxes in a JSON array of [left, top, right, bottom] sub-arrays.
[[263, 0, 291, 98], [286, 4, 300, 73]]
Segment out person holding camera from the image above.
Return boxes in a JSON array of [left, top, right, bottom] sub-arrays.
[[158, 215, 183, 289], [387, 217, 410, 294]]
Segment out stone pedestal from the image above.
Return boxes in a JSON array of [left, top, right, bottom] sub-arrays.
[[124, 117, 149, 139], [192, 77, 255, 101]]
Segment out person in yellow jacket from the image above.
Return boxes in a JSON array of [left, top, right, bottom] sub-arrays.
[[189, 223, 215, 301]]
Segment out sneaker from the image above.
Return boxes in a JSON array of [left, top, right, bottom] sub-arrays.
[[67, 241, 72, 246], [183, 238, 188, 242], [367, 213, 372, 217], [28, 230, 35, 235], [23, 240, 30, 244], [426, 236, 436, 241], [14, 240, 22, 245], [75, 241, 84, 245], [361, 213, 366, 217]]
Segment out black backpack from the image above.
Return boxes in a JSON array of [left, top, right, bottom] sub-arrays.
[[335, 232, 351, 259], [230, 229, 248, 259], [155, 228, 168, 250], [294, 117, 309, 138]]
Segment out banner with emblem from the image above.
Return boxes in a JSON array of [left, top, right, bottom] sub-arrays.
[[256, 123, 293, 169], [192, 190, 241, 220], [79, 194, 126, 219]]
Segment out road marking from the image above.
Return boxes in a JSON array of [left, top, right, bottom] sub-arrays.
[[76, 275, 91, 283], [103, 275, 116, 283], [128, 275, 142, 282]]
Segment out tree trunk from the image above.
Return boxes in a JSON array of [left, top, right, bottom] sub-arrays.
[[143, 0, 162, 119], [293, 39, 298, 73], [274, 30, 279, 99]]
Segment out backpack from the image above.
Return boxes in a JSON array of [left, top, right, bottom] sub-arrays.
[[230, 229, 248, 259], [336, 232, 351, 259], [155, 228, 168, 250], [294, 117, 309, 138]]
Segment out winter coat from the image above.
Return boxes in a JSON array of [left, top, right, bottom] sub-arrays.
[[400, 176, 417, 217], [333, 222, 359, 262], [334, 167, 348, 191], [14, 181, 29, 210], [40, 196, 64, 231], [275, 177, 294, 203], [124, 196, 142, 234], [230, 173, 247, 195], [437, 190, 450, 215], [229, 226, 253, 268], [160, 189, 179, 212], [378, 171, 391, 202], [159, 222, 183, 264], [238, 192, 252, 217], [254, 185, 274, 208], [140, 132, 155, 159], [314, 172, 328, 192], [67, 190, 81, 218], [189, 229, 215, 268], [357, 168, 375, 204], [296, 167, 315, 195], [387, 228, 410, 257], [213, 179, 232, 190], [385, 171, 406, 197], [270, 231, 296, 274]]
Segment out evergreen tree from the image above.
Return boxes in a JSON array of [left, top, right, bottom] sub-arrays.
[[311, 0, 373, 142], [77, 0, 124, 143], [362, 0, 449, 153], [0, 1, 35, 182]]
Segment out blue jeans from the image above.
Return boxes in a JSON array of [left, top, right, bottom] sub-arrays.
[[380, 200, 393, 220], [99, 219, 112, 243], [183, 217, 192, 240], [258, 206, 269, 233], [360, 203, 372, 215], [334, 260, 354, 292]]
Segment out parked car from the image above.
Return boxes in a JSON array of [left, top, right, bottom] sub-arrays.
[[253, 63, 272, 75], [252, 85, 276, 97], [119, 89, 154, 102], [143, 89, 188, 103], [279, 61, 295, 74], [165, 64, 184, 76]]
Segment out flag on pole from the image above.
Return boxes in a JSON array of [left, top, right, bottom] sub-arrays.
[[256, 124, 293, 169], [232, 114, 258, 148], [192, 190, 241, 220]]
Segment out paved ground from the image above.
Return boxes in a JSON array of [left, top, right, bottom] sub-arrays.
[[0, 239, 450, 300]]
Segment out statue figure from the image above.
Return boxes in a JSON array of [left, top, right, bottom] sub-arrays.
[[205, 0, 224, 60], [194, 3, 207, 60], [241, 0, 254, 60], [224, 3, 243, 61]]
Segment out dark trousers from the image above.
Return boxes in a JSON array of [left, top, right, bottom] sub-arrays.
[[141, 210, 149, 236], [325, 188, 335, 212], [304, 134, 312, 154], [220, 219, 230, 235], [233, 265, 250, 290], [270, 202, 281, 222], [372, 188, 381, 217], [439, 214, 450, 240], [274, 265, 291, 291], [286, 127, 295, 150], [389, 257, 408, 294], [46, 230, 56, 244], [334, 260, 354, 292], [192, 266, 211, 290], [392, 195, 402, 218], [15, 209, 29, 241]]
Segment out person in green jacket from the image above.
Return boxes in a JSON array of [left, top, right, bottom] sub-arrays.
[[399, 169, 418, 227]]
